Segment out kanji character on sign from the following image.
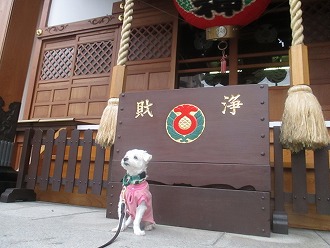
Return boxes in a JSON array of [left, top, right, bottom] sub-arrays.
[[221, 94, 243, 115], [135, 99, 154, 118]]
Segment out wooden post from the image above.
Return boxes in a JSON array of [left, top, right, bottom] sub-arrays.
[[229, 37, 238, 85], [0, 129, 36, 203], [272, 126, 288, 234], [289, 44, 310, 86], [109, 65, 126, 98]]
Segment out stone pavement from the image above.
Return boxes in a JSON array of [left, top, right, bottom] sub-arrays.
[[0, 201, 330, 248]]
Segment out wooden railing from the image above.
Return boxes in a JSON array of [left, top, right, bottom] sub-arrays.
[[272, 126, 330, 234], [0, 128, 111, 202], [2, 125, 330, 235]]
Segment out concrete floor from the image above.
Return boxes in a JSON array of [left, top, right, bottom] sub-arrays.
[[1, 201, 330, 248]]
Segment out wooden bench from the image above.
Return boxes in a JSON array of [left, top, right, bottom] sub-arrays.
[[106, 84, 271, 237]]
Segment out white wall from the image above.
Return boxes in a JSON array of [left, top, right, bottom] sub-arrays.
[[47, 0, 117, 26], [0, 0, 14, 61]]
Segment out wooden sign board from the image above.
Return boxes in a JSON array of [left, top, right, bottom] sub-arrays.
[[111, 84, 270, 191], [108, 84, 271, 236]]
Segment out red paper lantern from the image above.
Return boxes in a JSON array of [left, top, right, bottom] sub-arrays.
[[173, 0, 271, 30]]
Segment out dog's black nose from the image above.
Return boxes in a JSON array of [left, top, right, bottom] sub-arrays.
[[123, 157, 128, 161]]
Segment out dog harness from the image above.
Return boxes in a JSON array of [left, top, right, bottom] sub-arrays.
[[123, 180, 155, 224]]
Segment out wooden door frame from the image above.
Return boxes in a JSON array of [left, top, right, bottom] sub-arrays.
[[22, 0, 124, 120], [22, 0, 49, 119]]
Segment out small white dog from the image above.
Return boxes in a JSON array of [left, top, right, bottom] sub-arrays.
[[112, 149, 155, 236]]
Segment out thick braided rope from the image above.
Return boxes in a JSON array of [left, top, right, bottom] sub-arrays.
[[289, 0, 304, 45], [117, 0, 134, 66]]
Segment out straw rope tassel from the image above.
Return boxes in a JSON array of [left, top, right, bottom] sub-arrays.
[[280, 0, 329, 153], [96, 0, 134, 147]]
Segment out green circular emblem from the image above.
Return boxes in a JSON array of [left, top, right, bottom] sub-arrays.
[[166, 104, 205, 143]]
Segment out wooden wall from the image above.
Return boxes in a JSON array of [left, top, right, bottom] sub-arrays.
[[269, 87, 288, 121], [0, 0, 13, 59], [0, 0, 42, 107], [309, 42, 330, 120], [123, 1, 178, 92], [15, 0, 329, 122]]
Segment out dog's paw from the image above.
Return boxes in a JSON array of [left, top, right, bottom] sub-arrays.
[[144, 224, 155, 231], [134, 229, 146, 236]]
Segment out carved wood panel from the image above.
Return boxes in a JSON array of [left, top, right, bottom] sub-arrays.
[[128, 23, 173, 61], [31, 30, 119, 122], [123, 1, 178, 92]]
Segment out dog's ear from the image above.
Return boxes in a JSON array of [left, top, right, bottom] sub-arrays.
[[143, 151, 152, 163]]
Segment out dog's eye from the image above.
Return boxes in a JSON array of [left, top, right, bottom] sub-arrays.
[[134, 156, 138, 160]]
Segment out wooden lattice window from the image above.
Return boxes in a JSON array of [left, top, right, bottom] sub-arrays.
[[74, 40, 113, 76], [128, 23, 173, 61], [303, 0, 330, 43], [33, 30, 116, 120], [40, 47, 74, 80]]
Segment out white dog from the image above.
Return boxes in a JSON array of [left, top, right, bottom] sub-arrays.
[[112, 149, 155, 236]]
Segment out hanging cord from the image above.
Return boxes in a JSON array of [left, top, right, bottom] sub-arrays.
[[95, 0, 135, 147], [280, 0, 330, 152], [289, 0, 304, 45], [117, 0, 134, 66], [217, 41, 228, 73]]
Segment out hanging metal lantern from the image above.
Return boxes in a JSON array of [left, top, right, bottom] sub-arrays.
[[173, 0, 271, 40]]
